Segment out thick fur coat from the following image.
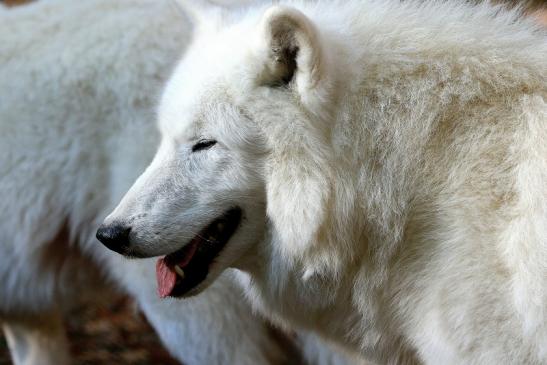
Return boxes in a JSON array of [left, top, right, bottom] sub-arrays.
[[103, 1, 547, 364], [0, 1, 356, 364]]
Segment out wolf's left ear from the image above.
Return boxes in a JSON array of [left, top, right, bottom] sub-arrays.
[[254, 6, 332, 104]]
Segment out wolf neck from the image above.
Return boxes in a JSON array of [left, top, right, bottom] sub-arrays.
[[237, 0, 547, 361], [242, 95, 419, 359], [240, 10, 442, 359]]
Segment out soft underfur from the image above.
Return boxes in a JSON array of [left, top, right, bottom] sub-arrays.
[[104, 0, 547, 364], [0, 1, 357, 365]]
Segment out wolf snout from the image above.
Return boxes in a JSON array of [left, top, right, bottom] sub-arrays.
[[96, 223, 131, 254]]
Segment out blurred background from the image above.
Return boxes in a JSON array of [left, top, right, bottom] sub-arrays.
[[0, 0, 545, 364], [1, 296, 179, 365], [0, 1, 190, 363]]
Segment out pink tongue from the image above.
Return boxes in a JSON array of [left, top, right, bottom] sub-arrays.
[[156, 258, 177, 298]]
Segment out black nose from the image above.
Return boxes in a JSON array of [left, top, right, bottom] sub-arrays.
[[96, 223, 131, 254]]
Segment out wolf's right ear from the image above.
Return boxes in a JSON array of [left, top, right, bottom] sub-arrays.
[[174, 0, 257, 32], [172, 0, 225, 34]]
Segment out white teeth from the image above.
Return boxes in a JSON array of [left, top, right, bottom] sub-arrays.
[[174, 265, 185, 279]]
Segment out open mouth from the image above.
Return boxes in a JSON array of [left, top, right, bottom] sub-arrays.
[[155, 207, 242, 298]]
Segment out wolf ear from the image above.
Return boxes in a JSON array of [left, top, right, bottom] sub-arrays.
[[254, 6, 330, 99], [172, 0, 231, 34]]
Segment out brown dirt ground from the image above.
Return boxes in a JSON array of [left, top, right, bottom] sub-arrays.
[[0, 296, 181, 365]]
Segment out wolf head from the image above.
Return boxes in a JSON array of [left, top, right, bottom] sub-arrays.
[[97, 1, 340, 297]]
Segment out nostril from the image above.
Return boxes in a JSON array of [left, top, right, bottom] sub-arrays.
[[96, 223, 131, 254]]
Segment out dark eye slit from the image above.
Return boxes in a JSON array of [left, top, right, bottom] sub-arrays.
[[192, 139, 217, 152]]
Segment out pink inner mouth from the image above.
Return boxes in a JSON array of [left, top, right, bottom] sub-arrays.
[[153, 207, 243, 299], [156, 241, 198, 298]]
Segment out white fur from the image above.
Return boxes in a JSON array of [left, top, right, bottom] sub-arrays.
[[106, 0, 547, 364], [0, 1, 357, 364]]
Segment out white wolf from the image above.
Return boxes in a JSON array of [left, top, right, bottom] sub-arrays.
[[0, 1, 358, 365], [100, 0, 547, 364]]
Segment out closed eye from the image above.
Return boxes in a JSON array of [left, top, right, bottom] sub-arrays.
[[192, 139, 217, 152]]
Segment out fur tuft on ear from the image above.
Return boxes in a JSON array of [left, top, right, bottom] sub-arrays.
[[264, 108, 334, 263], [255, 6, 329, 94], [267, 146, 332, 261]]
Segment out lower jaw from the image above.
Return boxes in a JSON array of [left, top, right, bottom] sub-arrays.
[[227, 245, 262, 275], [169, 268, 224, 298], [164, 208, 244, 297], [167, 260, 210, 297], [169, 253, 253, 298]]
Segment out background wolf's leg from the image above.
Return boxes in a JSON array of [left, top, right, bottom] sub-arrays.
[[2, 311, 70, 365]]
